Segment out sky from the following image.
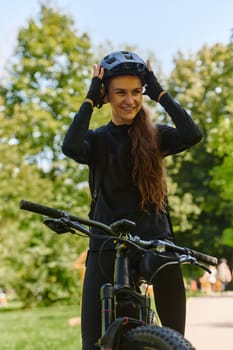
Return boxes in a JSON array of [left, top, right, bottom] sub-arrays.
[[0, 0, 232, 76]]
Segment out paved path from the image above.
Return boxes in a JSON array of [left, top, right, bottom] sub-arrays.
[[185, 294, 233, 349]]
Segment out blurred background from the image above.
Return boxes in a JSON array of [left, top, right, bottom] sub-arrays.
[[0, 1, 233, 348]]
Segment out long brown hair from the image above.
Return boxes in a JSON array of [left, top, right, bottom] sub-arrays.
[[128, 106, 167, 212]]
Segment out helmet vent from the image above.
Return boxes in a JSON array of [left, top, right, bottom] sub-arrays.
[[124, 53, 133, 60], [105, 56, 115, 64]]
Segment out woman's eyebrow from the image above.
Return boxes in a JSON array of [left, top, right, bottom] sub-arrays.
[[113, 87, 142, 92]]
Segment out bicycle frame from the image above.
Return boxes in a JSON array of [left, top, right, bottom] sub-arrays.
[[100, 241, 153, 349], [103, 243, 151, 324]]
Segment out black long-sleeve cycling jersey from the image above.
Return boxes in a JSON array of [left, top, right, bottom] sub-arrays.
[[62, 93, 202, 250]]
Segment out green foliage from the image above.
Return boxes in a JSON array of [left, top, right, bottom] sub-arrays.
[[0, 3, 94, 306], [167, 41, 233, 260], [222, 228, 233, 247]]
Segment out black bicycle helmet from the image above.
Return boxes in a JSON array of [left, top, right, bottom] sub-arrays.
[[100, 51, 148, 80]]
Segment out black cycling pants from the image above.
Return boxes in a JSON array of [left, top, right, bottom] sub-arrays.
[[81, 250, 186, 350]]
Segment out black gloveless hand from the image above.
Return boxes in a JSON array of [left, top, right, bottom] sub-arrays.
[[86, 77, 104, 108], [144, 71, 164, 102]]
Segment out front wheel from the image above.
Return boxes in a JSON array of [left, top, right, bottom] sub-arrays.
[[119, 325, 195, 350]]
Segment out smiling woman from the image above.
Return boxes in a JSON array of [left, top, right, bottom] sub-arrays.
[[105, 75, 143, 125], [61, 50, 202, 350]]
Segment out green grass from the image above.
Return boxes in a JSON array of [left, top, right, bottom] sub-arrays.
[[0, 291, 203, 350], [0, 303, 81, 350]]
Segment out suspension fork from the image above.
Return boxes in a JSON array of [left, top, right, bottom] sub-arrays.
[[100, 243, 130, 336], [101, 283, 114, 335]]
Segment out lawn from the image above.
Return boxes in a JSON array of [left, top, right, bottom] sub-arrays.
[[0, 293, 204, 350], [0, 303, 81, 350]]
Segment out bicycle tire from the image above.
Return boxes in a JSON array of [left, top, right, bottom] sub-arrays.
[[119, 325, 195, 350]]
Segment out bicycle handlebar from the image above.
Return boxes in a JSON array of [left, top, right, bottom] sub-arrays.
[[19, 199, 113, 234], [19, 199, 218, 266]]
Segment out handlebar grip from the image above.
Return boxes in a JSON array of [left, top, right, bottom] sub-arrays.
[[162, 241, 218, 266], [19, 200, 65, 219], [189, 249, 218, 266]]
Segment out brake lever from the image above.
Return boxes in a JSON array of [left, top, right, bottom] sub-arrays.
[[179, 254, 211, 273], [43, 218, 75, 234], [193, 261, 211, 273], [178, 254, 196, 264]]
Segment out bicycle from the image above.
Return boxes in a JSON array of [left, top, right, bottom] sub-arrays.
[[20, 199, 218, 350]]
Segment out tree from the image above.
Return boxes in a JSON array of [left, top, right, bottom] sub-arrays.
[[166, 39, 233, 261], [0, 4, 97, 305]]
